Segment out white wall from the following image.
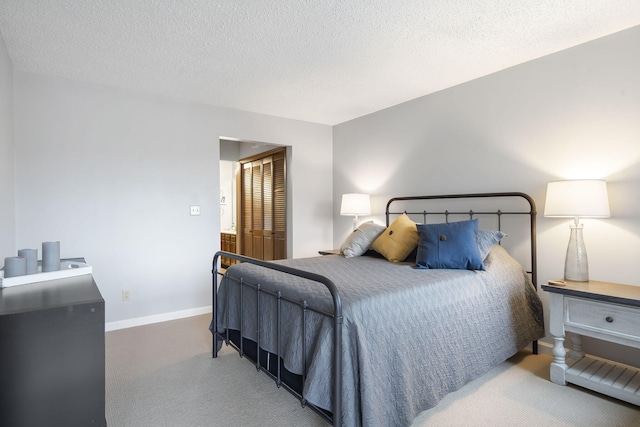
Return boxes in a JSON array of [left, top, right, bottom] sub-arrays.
[[333, 26, 640, 366], [13, 71, 333, 326], [0, 32, 15, 258], [219, 160, 236, 232]]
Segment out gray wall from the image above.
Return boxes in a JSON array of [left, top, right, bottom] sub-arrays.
[[333, 25, 640, 365], [0, 32, 14, 258], [12, 71, 333, 327]]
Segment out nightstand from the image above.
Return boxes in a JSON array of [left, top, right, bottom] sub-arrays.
[[541, 279, 640, 406], [318, 249, 341, 255]]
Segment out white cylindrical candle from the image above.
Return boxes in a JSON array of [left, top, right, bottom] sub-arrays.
[[4, 256, 27, 278], [42, 241, 61, 272], [18, 248, 38, 274]]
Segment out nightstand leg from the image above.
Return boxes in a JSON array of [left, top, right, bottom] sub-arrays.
[[568, 333, 584, 359], [548, 293, 567, 385], [550, 335, 568, 385]]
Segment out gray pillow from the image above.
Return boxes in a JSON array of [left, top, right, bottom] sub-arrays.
[[477, 229, 507, 260], [340, 222, 387, 258]]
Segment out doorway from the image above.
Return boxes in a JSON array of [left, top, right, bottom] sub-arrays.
[[219, 139, 288, 263]]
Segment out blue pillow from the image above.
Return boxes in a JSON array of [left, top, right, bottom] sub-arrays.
[[415, 219, 485, 270]]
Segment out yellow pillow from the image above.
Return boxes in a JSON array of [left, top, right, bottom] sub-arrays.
[[371, 213, 419, 262]]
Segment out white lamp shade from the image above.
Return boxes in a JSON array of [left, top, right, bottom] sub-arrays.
[[544, 180, 610, 218], [340, 193, 371, 216]]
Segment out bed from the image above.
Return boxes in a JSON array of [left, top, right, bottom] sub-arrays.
[[211, 193, 545, 427]]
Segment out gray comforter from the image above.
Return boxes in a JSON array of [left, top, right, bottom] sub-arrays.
[[215, 245, 544, 427]]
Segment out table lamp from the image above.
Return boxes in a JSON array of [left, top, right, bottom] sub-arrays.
[[544, 180, 610, 281], [340, 193, 371, 231]]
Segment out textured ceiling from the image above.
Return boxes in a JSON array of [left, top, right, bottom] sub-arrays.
[[1, 1, 640, 125]]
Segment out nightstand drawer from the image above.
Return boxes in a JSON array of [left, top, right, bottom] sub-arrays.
[[566, 297, 640, 339]]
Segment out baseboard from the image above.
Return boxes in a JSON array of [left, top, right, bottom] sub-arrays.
[[536, 340, 553, 355], [105, 305, 212, 332]]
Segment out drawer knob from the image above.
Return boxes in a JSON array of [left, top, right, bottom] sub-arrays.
[[605, 316, 614, 323]]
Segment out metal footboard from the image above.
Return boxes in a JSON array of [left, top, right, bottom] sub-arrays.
[[212, 252, 343, 426]]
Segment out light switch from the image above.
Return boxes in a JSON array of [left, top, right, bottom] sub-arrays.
[[190, 205, 201, 216]]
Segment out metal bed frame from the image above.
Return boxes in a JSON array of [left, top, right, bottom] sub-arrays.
[[211, 192, 538, 426]]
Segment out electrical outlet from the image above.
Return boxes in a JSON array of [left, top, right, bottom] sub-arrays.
[[190, 205, 201, 216], [122, 290, 132, 301]]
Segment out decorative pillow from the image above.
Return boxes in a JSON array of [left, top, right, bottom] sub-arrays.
[[415, 219, 484, 270], [477, 229, 507, 261], [370, 213, 419, 262], [340, 222, 386, 258]]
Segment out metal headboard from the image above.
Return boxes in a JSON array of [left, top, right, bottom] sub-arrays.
[[385, 192, 538, 289]]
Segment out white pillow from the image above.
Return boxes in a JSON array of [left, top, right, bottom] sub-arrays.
[[340, 222, 386, 258], [476, 229, 507, 260]]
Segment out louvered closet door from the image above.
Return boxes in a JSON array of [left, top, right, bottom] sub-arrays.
[[240, 148, 286, 261], [251, 159, 264, 260], [262, 156, 274, 260], [241, 162, 253, 257], [271, 151, 286, 260]]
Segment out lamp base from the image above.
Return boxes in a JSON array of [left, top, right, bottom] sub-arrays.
[[564, 221, 589, 282]]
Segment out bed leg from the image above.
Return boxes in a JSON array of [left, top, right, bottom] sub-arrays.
[[532, 340, 538, 355], [213, 336, 222, 358], [212, 257, 219, 358]]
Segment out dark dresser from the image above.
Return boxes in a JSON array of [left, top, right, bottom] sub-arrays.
[[0, 274, 106, 426]]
